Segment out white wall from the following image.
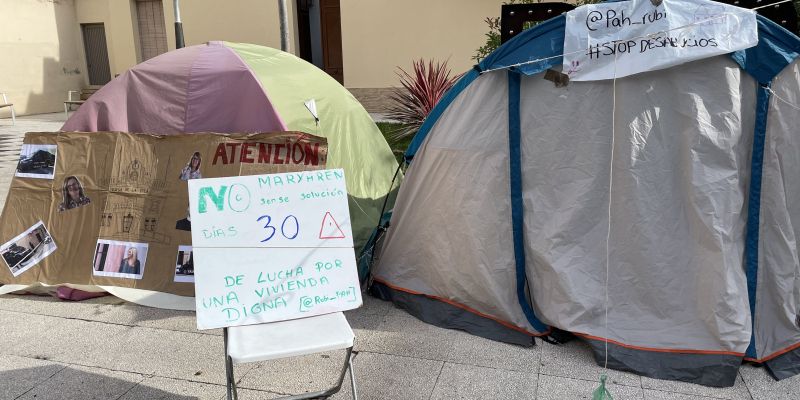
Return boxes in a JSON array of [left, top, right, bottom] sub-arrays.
[[0, 0, 86, 115]]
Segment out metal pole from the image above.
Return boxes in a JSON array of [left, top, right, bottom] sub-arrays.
[[174, 0, 185, 49], [278, 0, 289, 51]]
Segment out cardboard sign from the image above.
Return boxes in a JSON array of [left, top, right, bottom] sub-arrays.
[[0, 131, 327, 298], [188, 169, 361, 330], [563, 0, 757, 81]]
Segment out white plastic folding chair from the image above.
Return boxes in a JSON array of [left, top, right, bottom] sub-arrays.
[[64, 90, 85, 119], [0, 93, 14, 125], [224, 312, 358, 400]]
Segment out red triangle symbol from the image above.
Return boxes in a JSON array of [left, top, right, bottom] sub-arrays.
[[319, 212, 346, 239]]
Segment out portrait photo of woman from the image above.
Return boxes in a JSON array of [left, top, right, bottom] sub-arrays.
[[119, 247, 141, 275], [93, 239, 148, 279], [58, 176, 91, 212], [179, 152, 202, 181]]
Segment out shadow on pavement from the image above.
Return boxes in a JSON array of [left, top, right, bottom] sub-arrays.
[[1, 364, 201, 400], [0, 292, 198, 329]]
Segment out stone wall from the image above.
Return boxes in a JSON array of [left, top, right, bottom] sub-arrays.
[[347, 87, 401, 114]]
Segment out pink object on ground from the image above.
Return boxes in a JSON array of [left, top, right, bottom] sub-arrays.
[[56, 287, 108, 301]]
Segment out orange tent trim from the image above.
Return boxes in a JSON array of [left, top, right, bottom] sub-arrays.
[[743, 340, 800, 363], [372, 278, 550, 337], [573, 332, 745, 356]]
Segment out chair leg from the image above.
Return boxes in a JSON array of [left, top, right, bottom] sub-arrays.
[[224, 328, 238, 400], [270, 347, 353, 400], [64, 103, 68, 120], [348, 352, 358, 400], [226, 355, 238, 400], [331, 346, 353, 397], [10, 106, 14, 126]]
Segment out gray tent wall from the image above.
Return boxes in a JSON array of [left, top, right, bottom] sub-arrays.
[[755, 60, 800, 380], [371, 13, 800, 386]]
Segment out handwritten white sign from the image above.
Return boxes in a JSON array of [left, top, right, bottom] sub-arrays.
[[188, 169, 362, 330], [188, 169, 353, 248], [563, 0, 757, 81]]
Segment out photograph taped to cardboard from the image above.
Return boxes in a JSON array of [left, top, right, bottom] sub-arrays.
[[15, 144, 56, 179], [179, 151, 203, 181], [0, 221, 57, 277], [174, 245, 194, 283], [175, 205, 191, 232], [58, 176, 92, 212], [92, 239, 148, 280]]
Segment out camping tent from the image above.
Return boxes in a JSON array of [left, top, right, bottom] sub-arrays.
[[55, 41, 399, 308], [63, 41, 399, 254], [371, 11, 800, 387]]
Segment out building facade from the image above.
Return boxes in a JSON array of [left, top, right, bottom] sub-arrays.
[[1, 0, 526, 116]]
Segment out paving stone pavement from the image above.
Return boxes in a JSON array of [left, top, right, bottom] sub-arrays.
[[0, 113, 64, 212], [1, 114, 799, 399]]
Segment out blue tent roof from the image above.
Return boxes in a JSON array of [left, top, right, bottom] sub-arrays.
[[404, 13, 800, 162]]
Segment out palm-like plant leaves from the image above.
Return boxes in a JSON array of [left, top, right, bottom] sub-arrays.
[[386, 59, 460, 141]]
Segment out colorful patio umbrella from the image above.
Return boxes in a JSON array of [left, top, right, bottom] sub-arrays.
[[63, 41, 400, 252]]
